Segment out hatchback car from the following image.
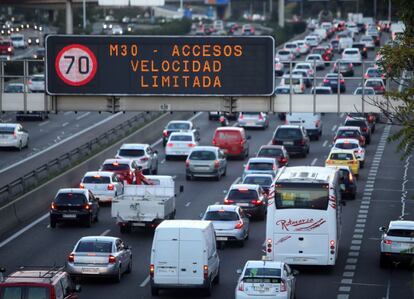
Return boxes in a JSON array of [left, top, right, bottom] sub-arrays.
[[100, 158, 139, 184], [364, 67, 385, 81], [323, 73, 346, 93], [115, 143, 158, 174], [291, 69, 312, 88], [304, 35, 319, 47], [0, 123, 29, 150], [310, 86, 333, 94], [242, 24, 255, 35], [242, 174, 273, 195], [364, 78, 386, 94], [201, 205, 249, 247], [33, 47, 45, 60], [293, 62, 314, 78], [341, 48, 362, 65], [224, 184, 267, 220], [80, 171, 124, 203], [272, 125, 310, 157], [379, 220, 414, 267], [243, 157, 278, 179], [186, 146, 227, 181], [296, 40, 310, 54], [67, 236, 132, 282], [212, 127, 250, 159], [235, 260, 297, 299], [353, 87, 376, 95], [325, 149, 360, 176], [284, 42, 300, 58], [257, 145, 289, 167], [352, 42, 368, 58], [344, 116, 372, 144], [334, 126, 366, 147], [333, 138, 366, 167], [311, 46, 332, 62], [347, 112, 377, 133], [332, 60, 354, 77], [50, 188, 100, 228], [276, 49, 294, 65], [162, 120, 199, 146], [28, 74, 45, 92], [165, 131, 198, 160], [360, 35, 375, 49], [305, 54, 325, 70], [238, 112, 269, 129]]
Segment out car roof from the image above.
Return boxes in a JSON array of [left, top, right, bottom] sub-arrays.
[[169, 131, 194, 137], [83, 171, 114, 177], [247, 157, 276, 164], [365, 78, 383, 82], [282, 74, 302, 79], [78, 236, 117, 242], [57, 188, 88, 194], [312, 86, 331, 90], [343, 47, 359, 51], [4, 269, 65, 284], [243, 173, 274, 179], [206, 204, 238, 212], [102, 158, 133, 164], [389, 220, 414, 230], [216, 127, 244, 132], [329, 148, 356, 155], [230, 184, 260, 190], [167, 120, 192, 125], [295, 62, 311, 67], [338, 126, 362, 131], [277, 125, 303, 129], [244, 260, 283, 270], [334, 138, 360, 144], [120, 143, 148, 149], [259, 145, 284, 150], [191, 145, 218, 151]]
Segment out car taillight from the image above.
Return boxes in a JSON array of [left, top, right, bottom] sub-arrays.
[[363, 47, 367, 51], [266, 238, 272, 253], [214, 160, 219, 169], [239, 114, 244, 119], [235, 221, 244, 229], [258, 114, 263, 120], [203, 265, 208, 280], [167, 143, 173, 147], [50, 202, 57, 210], [187, 143, 195, 147], [349, 63, 353, 68], [224, 198, 234, 204], [79, 183, 85, 189], [185, 159, 190, 168], [348, 172, 353, 182], [150, 264, 155, 278], [368, 115, 374, 122], [330, 239, 335, 250], [326, 160, 334, 164], [7, 47, 12, 52], [68, 253, 74, 263], [108, 255, 116, 264], [340, 79, 345, 84], [364, 74, 369, 79], [272, 164, 277, 170], [83, 203, 91, 210], [140, 157, 149, 161], [280, 280, 287, 292], [238, 281, 245, 291], [323, 79, 329, 83], [299, 139, 306, 145], [28, 79, 32, 85], [383, 239, 392, 245], [251, 199, 263, 205], [315, 120, 321, 127], [107, 184, 114, 191], [163, 130, 168, 137], [212, 138, 217, 146], [279, 157, 287, 164]]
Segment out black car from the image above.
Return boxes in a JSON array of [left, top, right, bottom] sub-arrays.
[[352, 42, 368, 58], [338, 166, 357, 199], [224, 185, 267, 219], [347, 112, 376, 133], [32, 48, 45, 60], [344, 116, 372, 144], [272, 125, 310, 157], [50, 188, 99, 228], [323, 73, 346, 93]]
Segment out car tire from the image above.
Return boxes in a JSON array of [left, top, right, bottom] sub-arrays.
[[214, 173, 220, 181], [360, 161, 365, 168], [85, 215, 92, 228], [50, 220, 56, 228], [213, 268, 220, 285], [94, 213, 99, 223], [238, 240, 245, 247], [114, 267, 122, 283], [223, 167, 227, 177], [152, 166, 158, 175], [18, 141, 22, 151], [120, 225, 131, 234], [380, 253, 388, 268], [204, 278, 212, 297], [366, 137, 371, 144], [151, 286, 159, 296], [351, 192, 357, 200], [126, 258, 132, 274], [186, 174, 192, 181]]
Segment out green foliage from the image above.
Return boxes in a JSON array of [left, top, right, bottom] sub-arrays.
[[129, 19, 192, 36], [265, 22, 306, 46]]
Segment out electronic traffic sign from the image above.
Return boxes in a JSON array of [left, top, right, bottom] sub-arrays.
[[46, 35, 274, 96]]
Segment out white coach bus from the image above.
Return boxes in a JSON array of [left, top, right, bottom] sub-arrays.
[[265, 166, 342, 266]]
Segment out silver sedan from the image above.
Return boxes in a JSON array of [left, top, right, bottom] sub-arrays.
[[237, 112, 269, 129], [66, 236, 132, 282]]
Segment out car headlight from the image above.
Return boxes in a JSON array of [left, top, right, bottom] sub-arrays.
[[128, 27, 132, 32], [39, 26, 43, 31], [103, 24, 107, 29], [28, 38, 32, 44], [109, 24, 113, 29], [36, 38, 39, 44]]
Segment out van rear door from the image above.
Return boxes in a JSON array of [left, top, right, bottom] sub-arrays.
[[178, 228, 204, 285], [214, 130, 242, 156], [153, 230, 179, 284]]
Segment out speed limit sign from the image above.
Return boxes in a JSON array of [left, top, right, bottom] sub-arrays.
[[55, 44, 97, 86]]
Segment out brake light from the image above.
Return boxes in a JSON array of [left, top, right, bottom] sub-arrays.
[[364, 74, 369, 79], [315, 120, 321, 127], [326, 160, 334, 164], [214, 160, 219, 169], [245, 164, 250, 171], [83, 203, 91, 210], [323, 79, 329, 83], [13, 132, 17, 139], [79, 183, 85, 189], [235, 221, 244, 229], [280, 280, 287, 292], [239, 114, 243, 119], [68, 253, 74, 263], [224, 198, 234, 204], [349, 63, 353, 68], [238, 281, 245, 291], [272, 164, 277, 170], [50, 202, 57, 210], [266, 238, 272, 253], [212, 138, 217, 146], [368, 115, 374, 122], [299, 139, 306, 145], [167, 143, 173, 147], [363, 47, 367, 51], [258, 113, 263, 120], [140, 157, 149, 162], [330, 239, 335, 250], [7, 47, 12, 52], [163, 130, 168, 137], [107, 184, 114, 191], [383, 239, 392, 245], [203, 265, 208, 280], [150, 264, 155, 278], [108, 255, 116, 264], [279, 157, 287, 164], [28, 79, 32, 85], [112, 162, 119, 166], [187, 143, 195, 147], [348, 172, 353, 182], [251, 199, 263, 205], [340, 79, 345, 84], [185, 159, 190, 168], [129, 170, 133, 177]]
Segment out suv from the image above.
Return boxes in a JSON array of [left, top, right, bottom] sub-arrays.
[[224, 184, 267, 220], [186, 146, 227, 181], [0, 267, 80, 299], [344, 116, 372, 144], [379, 220, 414, 267], [272, 125, 310, 157], [115, 143, 158, 175]]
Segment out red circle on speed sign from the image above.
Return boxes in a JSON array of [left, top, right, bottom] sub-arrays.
[[55, 44, 97, 86]]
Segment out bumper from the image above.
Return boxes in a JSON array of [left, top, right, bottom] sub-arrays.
[[215, 230, 245, 241], [151, 278, 208, 289], [187, 169, 219, 178], [284, 145, 307, 155], [166, 149, 192, 156], [381, 252, 414, 263], [0, 140, 19, 148], [94, 194, 115, 203], [236, 291, 289, 299], [67, 263, 118, 277], [238, 121, 267, 128], [50, 212, 90, 223]]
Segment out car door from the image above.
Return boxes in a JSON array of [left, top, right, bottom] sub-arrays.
[[116, 239, 128, 272], [218, 150, 226, 173], [88, 191, 99, 217], [239, 208, 249, 235], [112, 174, 123, 195], [284, 264, 295, 298]]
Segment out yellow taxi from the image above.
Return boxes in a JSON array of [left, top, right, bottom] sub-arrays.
[[325, 149, 360, 176]]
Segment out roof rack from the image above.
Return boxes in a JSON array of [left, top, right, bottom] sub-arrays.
[[2, 265, 65, 281]]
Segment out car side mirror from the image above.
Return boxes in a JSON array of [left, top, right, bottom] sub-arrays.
[[292, 269, 300, 276], [74, 284, 82, 293], [236, 269, 242, 275], [0, 267, 5, 273], [179, 185, 184, 193], [379, 226, 386, 232]]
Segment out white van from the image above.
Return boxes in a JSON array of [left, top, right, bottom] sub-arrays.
[[338, 37, 353, 52], [314, 28, 328, 40], [286, 113, 323, 140], [280, 74, 305, 94], [150, 220, 220, 296]]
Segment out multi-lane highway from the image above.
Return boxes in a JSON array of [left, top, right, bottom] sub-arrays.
[[0, 111, 412, 299]]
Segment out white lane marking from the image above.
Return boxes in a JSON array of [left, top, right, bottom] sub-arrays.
[[339, 286, 351, 292], [343, 272, 355, 278], [185, 202, 191, 207], [323, 140, 328, 147], [337, 294, 349, 299], [46, 224, 50, 228], [340, 113, 345, 117], [140, 275, 150, 287], [0, 213, 48, 249], [0, 112, 123, 174], [399, 151, 411, 220], [232, 177, 241, 185], [160, 159, 165, 164], [332, 125, 337, 132], [342, 278, 353, 283], [311, 158, 317, 166], [38, 120, 50, 127], [62, 122, 69, 127], [385, 275, 391, 299], [101, 229, 111, 236], [64, 111, 72, 116], [75, 112, 91, 121], [172, 175, 177, 179], [215, 201, 220, 205]]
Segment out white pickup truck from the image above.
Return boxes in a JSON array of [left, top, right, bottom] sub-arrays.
[[111, 175, 182, 233]]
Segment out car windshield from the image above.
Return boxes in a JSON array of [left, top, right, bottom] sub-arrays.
[[0, 127, 15, 134], [83, 176, 111, 184], [335, 142, 358, 149], [189, 150, 216, 160], [258, 148, 283, 157], [1, 287, 49, 299], [118, 149, 145, 157], [167, 123, 190, 130], [387, 229, 414, 238], [227, 189, 258, 200], [243, 176, 272, 186], [55, 192, 86, 204], [170, 135, 193, 142], [204, 210, 239, 221], [344, 50, 358, 54], [248, 162, 273, 171], [275, 185, 329, 210], [275, 128, 302, 139], [275, 88, 290, 94], [76, 241, 113, 253], [355, 88, 374, 94], [330, 153, 354, 160], [101, 163, 130, 171]]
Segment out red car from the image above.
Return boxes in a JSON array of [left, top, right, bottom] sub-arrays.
[[0, 39, 13, 56], [334, 126, 366, 147], [256, 145, 289, 167], [311, 46, 333, 61], [100, 158, 138, 184]]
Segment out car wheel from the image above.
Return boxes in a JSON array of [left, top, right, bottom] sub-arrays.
[[204, 278, 212, 297], [223, 167, 227, 177], [367, 137, 371, 144], [380, 253, 388, 268], [85, 215, 92, 227], [114, 267, 122, 283], [351, 192, 357, 200], [186, 174, 192, 181], [120, 225, 131, 234], [152, 166, 158, 175], [94, 213, 99, 223], [213, 268, 220, 285], [50, 220, 56, 228], [360, 161, 365, 168], [25, 138, 29, 148], [215, 173, 220, 181], [18, 141, 22, 151], [151, 286, 159, 296], [238, 239, 245, 247], [126, 258, 132, 274]]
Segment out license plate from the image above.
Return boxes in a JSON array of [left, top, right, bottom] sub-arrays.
[[81, 267, 99, 274], [216, 237, 228, 241], [284, 141, 294, 145], [237, 203, 250, 207], [294, 257, 308, 262], [62, 214, 76, 218], [158, 268, 176, 274], [332, 80, 338, 84], [133, 222, 146, 227], [247, 122, 255, 126]]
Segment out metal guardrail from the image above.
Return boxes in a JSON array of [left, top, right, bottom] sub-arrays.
[[0, 111, 160, 206]]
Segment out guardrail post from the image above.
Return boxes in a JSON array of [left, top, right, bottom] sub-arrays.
[[23, 60, 28, 114], [0, 60, 3, 112], [361, 61, 365, 113], [289, 61, 292, 114], [337, 60, 340, 114]]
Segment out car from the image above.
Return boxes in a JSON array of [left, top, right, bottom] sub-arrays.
[[366, 30, 381, 46], [4, 83, 24, 93], [186, 146, 227, 181], [305, 54, 325, 70], [208, 111, 237, 121], [286, 113, 323, 140], [304, 35, 319, 47], [242, 157, 278, 179], [28, 74, 45, 92], [344, 116, 372, 144], [330, 39, 339, 52], [326, 165, 357, 199], [237, 112, 269, 129], [323, 73, 346, 93], [334, 126, 366, 147], [111, 25, 123, 35], [338, 37, 353, 52], [10, 33, 26, 48], [224, 184, 267, 219], [360, 35, 375, 49], [325, 149, 360, 176], [0, 266, 81, 299], [311, 46, 332, 62], [256, 145, 289, 166], [0, 123, 29, 150], [310, 86, 333, 94], [201, 205, 249, 247], [352, 42, 368, 58], [341, 48, 362, 65], [333, 138, 366, 167], [284, 42, 300, 58], [115, 143, 158, 174], [293, 62, 314, 78], [100, 158, 139, 184], [379, 220, 414, 267], [274, 85, 290, 94], [242, 173, 273, 196], [162, 120, 199, 146], [272, 125, 310, 157], [32, 47, 45, 60], [274, 57, 285, 76], [66, 236, 132, 282], [80, 171, 124, 203], [195, 24, 205, 35], [165, 131, 198, 160], [347, 112, 377, 133], [27, 36, 40, 46], [346, 22, 359, 35], [332, 60, 354, 77], [280, 74, 305, 94], [212, 127, 250, 159], [353, 87, 376, 95], [0, 39, 14, 56], [276, 49, 295, 65], [235, 260, 297, 299], [314, 28, 328, 41], [291, 69, 312, 88], [296, 39, 310, 54], [242, 24, 255, 35], [364, 67, 385, 81], [49, 188, 100, 228]]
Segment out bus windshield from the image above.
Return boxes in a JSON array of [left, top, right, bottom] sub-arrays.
[[275, 184, 329, 210]]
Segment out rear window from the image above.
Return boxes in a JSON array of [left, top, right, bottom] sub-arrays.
[[31, 76, 44, 82], [242, 277, 282, 284], [0, 127, 15, 134], [275, 185, 329, 210], [278, 50, 290, 55], [118, 149, 145, 157], [1, 287, 49, 299], [312, 49, 324, 54], [366, 80, 383, 87], [83, 176, 111, 184], [367, 69, 381, 76], [204, 210, 239, 221], [101, 163, 130, 171], [275, 88, 289, 94], [387, 229, 414, 238], [54, 192, 86, 204], [243, 176, 272, 186], [167, 123, 190, 130], [215, 131, 241, 141], [344, 50, 358, 54], [313, 88, 331, 94], [227, 189, 258, 200], [283, 78, 300, 85], [0, 41, 12, 46], [244, 267, 281, 277], [170, 135, 192, 142], [307, 55, 320, 60], [296, 65, 310, 70], [337, 130, 359, 138], [258, 148, 283, 157], [248, 162, 273, 171], [189, 150, 216, 160], [330, 153, 354, 160], [355, 88, 375, 95], [275, 128, 302, 139], [335, 142, 358, 150], [345, 120, 367, 127], [76, 241, 113, 253], [285, 44, 296, 48]]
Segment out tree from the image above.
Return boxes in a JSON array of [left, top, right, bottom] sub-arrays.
[[369, 0, 414, 159]]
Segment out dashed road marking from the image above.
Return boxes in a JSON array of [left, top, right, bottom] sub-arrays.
[[100, 229, 111, 236], [185, 202, 191, 207], [140, 275, 150, 287], [332, 125, 337, 132], [62, 122, 69, 127], [38, 120, 50, 127], [343, 272, 355, 278], [323, 140, 328, 147], [232, 177, 241, 185], [75, 112, 91, 120], [311, 158, 318, 166]]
